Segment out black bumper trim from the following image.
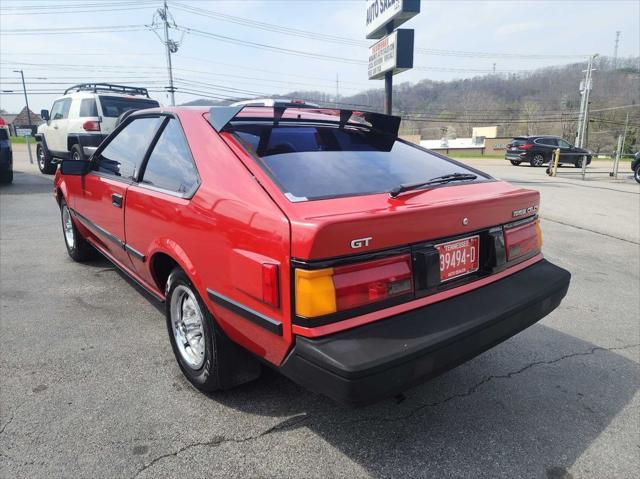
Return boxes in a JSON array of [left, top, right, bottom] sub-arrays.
[[207, 289, 283, 336], [279, 259, 570, 406]]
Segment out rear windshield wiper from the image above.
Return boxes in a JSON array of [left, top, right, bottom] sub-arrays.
[[389, 173, 478, 198]]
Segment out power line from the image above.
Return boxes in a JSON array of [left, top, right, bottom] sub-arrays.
[[168, 1, 586, 60]]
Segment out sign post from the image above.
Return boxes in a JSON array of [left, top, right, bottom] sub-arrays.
[[366, 0, 420, 114]]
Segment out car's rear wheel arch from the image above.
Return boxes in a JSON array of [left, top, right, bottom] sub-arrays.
[[150, 252, 181, 295]]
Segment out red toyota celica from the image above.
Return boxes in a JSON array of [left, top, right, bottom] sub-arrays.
[[54, 104, 570, 405]]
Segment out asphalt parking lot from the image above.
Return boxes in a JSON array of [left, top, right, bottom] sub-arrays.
[[1, 145, 639, 479]]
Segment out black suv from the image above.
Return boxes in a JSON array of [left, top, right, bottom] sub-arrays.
[[0, 127, 13, 184], [505, 136, 592, 168]]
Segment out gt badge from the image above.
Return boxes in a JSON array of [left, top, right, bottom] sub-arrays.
[[512, 205, 539, 217], [350, 237, 372, 249]]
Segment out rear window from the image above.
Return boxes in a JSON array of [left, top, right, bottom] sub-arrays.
[[231, 124, 485, 201], [99, 96, 159, 118], [510, 138, 529, 146]]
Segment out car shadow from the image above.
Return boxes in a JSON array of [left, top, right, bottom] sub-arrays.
[[206, 324, 638, 478]]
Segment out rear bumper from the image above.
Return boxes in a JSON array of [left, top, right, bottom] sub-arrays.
[[279, 259, 570, 406], [505, 152, 527, 160]]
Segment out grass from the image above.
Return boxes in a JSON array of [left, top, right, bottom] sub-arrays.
[[9, 136, 30, 144]]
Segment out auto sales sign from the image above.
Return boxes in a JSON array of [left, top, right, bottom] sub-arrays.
[[365, 0, 420, 39], [368, 29, 414, 79]]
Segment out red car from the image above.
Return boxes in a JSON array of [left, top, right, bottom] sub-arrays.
[[54, 106, 570, 405]]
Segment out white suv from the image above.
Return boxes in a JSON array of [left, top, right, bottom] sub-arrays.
[[35, 83, 159, 174]]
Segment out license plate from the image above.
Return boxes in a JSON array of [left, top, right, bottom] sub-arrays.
[[436, 235, 480, 281]]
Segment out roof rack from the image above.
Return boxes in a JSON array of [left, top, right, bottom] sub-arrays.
[[63, 83, 150, 97], [207, 106, 401, 138]]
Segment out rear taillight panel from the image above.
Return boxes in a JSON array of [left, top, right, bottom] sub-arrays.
[[293, 217, 541, 328]]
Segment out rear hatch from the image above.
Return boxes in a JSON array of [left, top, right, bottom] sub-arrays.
[[223, 114, 541, 329]]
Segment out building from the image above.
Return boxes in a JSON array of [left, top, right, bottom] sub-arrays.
[[5, 107, 44, 136], [420, 125, 512, 155]]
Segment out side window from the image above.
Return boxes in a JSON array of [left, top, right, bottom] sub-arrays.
[[79, 99, 98, 117], [141, 118, 199, 195], [50, 100, 65, 120], [94, 117, 163, 180], [61, 98, 72, 119], [558, 139, 571, 148]]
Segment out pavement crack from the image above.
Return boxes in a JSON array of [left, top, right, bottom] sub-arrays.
[[0, 415, 14, 436], [131, 413, 308, 478], [351, 343, 640, 425]]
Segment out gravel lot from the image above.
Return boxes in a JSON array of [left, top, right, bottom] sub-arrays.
[[1, 146, 639, 479]]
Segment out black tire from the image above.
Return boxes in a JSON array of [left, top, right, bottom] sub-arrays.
[[530, 153, 545, 167], [70, 144, 84, 162], [37, 143, 56, 175], [60, 199, 94, 261], [574, 157, 584, 168], [165, 268, 260, 393], [510, 160, 522, 166], [0, 169, 13, 184], [634, 164, 640, 184]]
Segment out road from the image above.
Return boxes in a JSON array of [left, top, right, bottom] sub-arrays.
[[1, 146, 639, 478]]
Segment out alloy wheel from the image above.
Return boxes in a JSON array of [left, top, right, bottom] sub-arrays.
[[532, 154, 544, 167], [61, 204, 75, 249], [171, 285, 206, 369]]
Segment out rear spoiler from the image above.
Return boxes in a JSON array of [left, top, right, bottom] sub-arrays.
[[207, 106, 402, 137]]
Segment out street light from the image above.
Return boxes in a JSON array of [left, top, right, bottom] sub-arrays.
[[13, 69, 34, 164]]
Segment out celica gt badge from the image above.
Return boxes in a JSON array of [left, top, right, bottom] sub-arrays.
[[512, 205, 539, 217], [351, 237, 372, 249]]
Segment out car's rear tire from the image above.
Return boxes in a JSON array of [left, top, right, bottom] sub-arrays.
[[634, 164, 640, 184], [574, 157, 584, 168], [530, 154, 545, 167], [510, 160, 521, 166], [165, 268, 261, 393], [37, 143, 56, 175], [60, 199, 94, 262], [70, 144, 84, 162]]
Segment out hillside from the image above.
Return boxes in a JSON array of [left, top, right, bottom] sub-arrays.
[[184, 56, 639, 153]]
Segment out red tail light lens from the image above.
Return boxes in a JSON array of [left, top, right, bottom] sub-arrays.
[[82, 120, 100, 132], [333, 254, 413, 311], [504, 220, 542, 261], [295, 254, 414, 318], [519, 143, 533, 150]]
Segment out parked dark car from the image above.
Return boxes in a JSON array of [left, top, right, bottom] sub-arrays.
[[632, 151, 640, 184], [0, 125, 13, 184], [505, 136, 592, 168]]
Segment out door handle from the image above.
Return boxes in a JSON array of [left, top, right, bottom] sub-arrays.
[[111, 193, 123, 208]]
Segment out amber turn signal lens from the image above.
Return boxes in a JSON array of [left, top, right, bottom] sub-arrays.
[[295, 268, 337, 318]]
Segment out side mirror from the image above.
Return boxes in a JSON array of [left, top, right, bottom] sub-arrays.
[[40, 109, 50, 121], [60, 159, 90, 176]]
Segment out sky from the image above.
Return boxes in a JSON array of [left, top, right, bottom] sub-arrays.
[[1, 0, 639, 113]]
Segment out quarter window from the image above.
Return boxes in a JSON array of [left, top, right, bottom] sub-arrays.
[[93, 117, 163, 180], [79, 99, 98, 117], [141, 118, 199, 195]]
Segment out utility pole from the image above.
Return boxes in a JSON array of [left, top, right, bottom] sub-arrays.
[[13, 69, 33, 164], [335, 74, 340, 108], [383, 23, 393, 115], [158, 0, 176, 106], [492, 63, 496, 74], [613, 31, 621, 70], [575, 54, 597, 148]]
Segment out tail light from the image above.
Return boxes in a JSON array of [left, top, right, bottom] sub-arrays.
[[519, 143, 533, 150], [82, 120, 100, 132], [295, 254, 413, 318], [504, 219, 542, 261]]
